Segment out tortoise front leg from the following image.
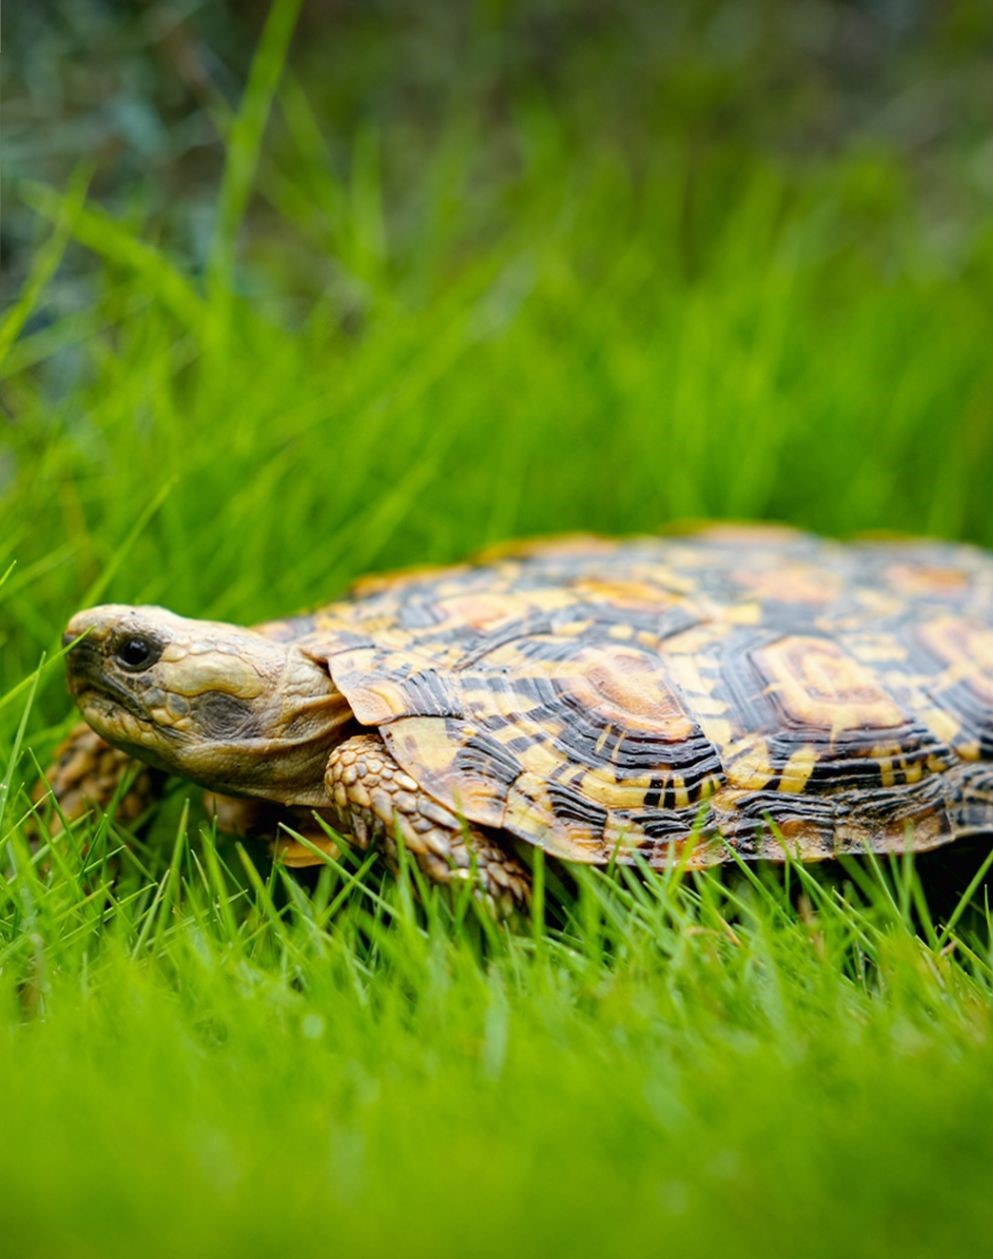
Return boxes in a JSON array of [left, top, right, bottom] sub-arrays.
[[34, 720, 164, 833], [324, 732, 532, 916]]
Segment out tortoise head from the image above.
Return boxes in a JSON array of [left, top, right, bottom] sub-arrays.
[[63, 605, 351, 804]]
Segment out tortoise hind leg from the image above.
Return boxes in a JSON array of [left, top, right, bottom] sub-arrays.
[[325, 732, 532, 917]]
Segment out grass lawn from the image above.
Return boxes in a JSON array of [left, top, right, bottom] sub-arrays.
[[4, 3, 993, 1255]]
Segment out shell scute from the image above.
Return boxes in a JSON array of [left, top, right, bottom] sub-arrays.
[[293, 529, 993, 865]]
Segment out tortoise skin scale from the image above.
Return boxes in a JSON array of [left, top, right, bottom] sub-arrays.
[[255, 524, 993, 868]]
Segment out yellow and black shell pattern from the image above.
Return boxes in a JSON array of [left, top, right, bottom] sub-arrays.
[[274, 525, 993, 867]]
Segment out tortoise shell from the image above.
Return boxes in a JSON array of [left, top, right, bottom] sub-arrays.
[[265, 525, 993, 866]]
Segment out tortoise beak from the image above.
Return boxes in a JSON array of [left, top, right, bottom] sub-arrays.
[[63, 609, 112, 695], [64, 638, 103, 697]]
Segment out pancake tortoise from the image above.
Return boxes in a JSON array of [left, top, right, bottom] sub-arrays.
[[46, 524, 993, 914]]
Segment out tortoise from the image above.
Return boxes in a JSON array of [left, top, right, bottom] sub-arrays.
[[44, 524, 993, 913]]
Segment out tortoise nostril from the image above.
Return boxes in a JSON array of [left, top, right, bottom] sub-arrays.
[[63, 635, 102, 681]]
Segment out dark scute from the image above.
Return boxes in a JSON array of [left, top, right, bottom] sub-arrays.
[[402, 668, 461, 717], [453, 731, 522, 790], [636, 807, 710, 841], [546, 781, 609, 831]]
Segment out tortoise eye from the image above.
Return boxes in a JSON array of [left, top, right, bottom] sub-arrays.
[[115, 636, 161, 672]]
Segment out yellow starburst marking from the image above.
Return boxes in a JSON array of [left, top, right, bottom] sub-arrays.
[[924, 706, 960, 743], [870, 742, 904, 789], [919, 616, 993, 705], [724, 603, 762, 626], [778, 745, 818, 794], [671, 774, 690, 808], [725, 735, 775, 791], [700, 717, 734, 747]]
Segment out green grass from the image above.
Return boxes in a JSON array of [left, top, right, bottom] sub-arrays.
[[4, 3, 993, 1255]]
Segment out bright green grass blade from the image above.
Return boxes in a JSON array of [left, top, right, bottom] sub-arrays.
[[206, 0, 304, 304], [0, 169, 90, 366], [20, 182, 208, 336]]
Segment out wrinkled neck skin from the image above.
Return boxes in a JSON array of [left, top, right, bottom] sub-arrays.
[[65, 605, 355, 806]]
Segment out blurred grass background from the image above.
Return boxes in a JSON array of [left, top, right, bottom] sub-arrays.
[[3, 2, 993, 1256]]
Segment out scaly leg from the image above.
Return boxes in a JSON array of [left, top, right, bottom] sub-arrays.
[[324, 732, 532, 916], [34, 721, 163, 832]]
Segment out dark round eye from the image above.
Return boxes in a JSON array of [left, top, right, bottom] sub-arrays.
[[115, 636, 160, 672]]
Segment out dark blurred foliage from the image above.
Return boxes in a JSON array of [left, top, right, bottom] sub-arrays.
[[5, 0, 992, 294]]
